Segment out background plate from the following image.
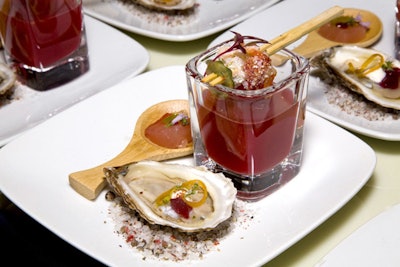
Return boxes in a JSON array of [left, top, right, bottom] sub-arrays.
[[0, 15, 149, 147], [316, 203, 400, 267], [83, 0, 281, 41], [208, 0, 399, 140], [0, 66, 375, 266]]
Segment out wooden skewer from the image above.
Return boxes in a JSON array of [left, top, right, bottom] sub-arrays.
[[203, 5, 345, 85], [260, 5, 344, 55]]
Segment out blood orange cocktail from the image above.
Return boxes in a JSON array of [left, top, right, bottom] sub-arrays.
[[186, 34, 309, 201], [197, 88, 298, 175], [0, 0, 82, 67], [0, 0, 89, 90]]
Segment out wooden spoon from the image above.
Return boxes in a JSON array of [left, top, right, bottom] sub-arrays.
[[272, 8, 383, 65], [68, 99, 193, 200], [261, 5, 345, 55]]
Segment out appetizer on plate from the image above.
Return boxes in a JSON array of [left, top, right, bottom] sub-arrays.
[[131, 0, 195, 10], [0, 63, 16, 107], [104, 161, 236, 232], [311, 45, 400, 110]]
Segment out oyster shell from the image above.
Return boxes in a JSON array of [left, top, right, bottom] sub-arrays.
[[133, 0, 195, 10], [0, 63, 16, 99], [311, 45, 400, 110], [104, 161, 236, 232]]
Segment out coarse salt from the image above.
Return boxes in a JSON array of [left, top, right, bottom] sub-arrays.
[[106, 194, 254, 262], [114, 0, 199, 28], [317, 75, 400, 121]]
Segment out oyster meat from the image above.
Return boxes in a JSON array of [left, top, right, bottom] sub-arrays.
[[104, 161, 237, 232], [132, 0, 195, 10], [311, 45, 400, 110]]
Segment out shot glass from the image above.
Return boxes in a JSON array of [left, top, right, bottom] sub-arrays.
[[396, 0, 400, 60], [186, 37, 310, 201], [0, 0, 89, 91]]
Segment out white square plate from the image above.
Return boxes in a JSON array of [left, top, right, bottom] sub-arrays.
[[317, 203, 400, 267], [0, 15, 149, 147], [83, 0, 281, 41], [0, 66, 376, 266]]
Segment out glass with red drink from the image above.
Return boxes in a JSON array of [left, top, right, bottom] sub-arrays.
[[0, 0, 89, 90], [186, 35, 309, 201]]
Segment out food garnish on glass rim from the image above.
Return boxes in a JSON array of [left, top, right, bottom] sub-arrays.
[[201, 6, 345, 87], [202, 31, 276, 90]]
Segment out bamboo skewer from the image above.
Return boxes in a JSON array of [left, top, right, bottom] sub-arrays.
[[203, 6, 345, 85], [260, 5, 344, 55]]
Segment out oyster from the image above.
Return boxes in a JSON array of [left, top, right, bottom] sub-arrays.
[[104, 161, 236, 232], [311, 45, 400, 110], [133, 0, 195, 10], [0, 63, 16, 101]]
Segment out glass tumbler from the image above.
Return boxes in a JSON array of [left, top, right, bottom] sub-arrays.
[[186, 38, 310, 201], [0, 0, 89, 90]]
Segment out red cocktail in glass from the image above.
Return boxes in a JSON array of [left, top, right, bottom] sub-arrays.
[[0, 0, 89, 90], [186, 36, 309, 201]]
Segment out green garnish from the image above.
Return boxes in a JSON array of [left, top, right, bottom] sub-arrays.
[[383, 61, 394, 71], [162, 113, 190, 127], [330, 14, 370, 30], [205, 60, 234, 88]]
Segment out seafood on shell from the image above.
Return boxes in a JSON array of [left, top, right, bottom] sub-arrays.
[[311, 45, 400, 110], [132, 0, 196, 10], [104, 160, 237, 232], [0, 63, 16, 100]]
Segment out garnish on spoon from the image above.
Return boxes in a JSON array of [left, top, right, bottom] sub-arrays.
[[318, 13, 370, 43], [145, 111, 192, 149]]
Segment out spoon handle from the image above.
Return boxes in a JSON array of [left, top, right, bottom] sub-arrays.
[[271, 32, 336, 66], [68, 137, 156, 200], [69, 136, 193, 200], [289, 32, 335, 58], [68, 99, 193, 200]]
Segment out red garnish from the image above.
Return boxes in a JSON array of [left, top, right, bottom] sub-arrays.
[[331, 15, 370, 30], [170, 197, 193, 219], [126, 235, 135, 243], [379, 66, 400, 89], [213, 31, 270, 61], [241, 48, 276, 90]]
